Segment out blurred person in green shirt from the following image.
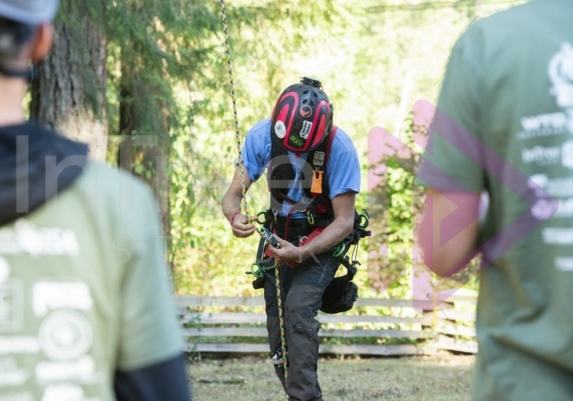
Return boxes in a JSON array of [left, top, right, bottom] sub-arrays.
[[417, 1, 573, 400], [0, 1, 192, 400]]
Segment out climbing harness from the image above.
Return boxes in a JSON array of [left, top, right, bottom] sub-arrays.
[[249, 117, 371, 312], [250, 209, 371, 314]]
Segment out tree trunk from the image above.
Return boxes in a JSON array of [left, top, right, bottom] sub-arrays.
[[118, 44, 172, 259], [30, 3, 108, 162]]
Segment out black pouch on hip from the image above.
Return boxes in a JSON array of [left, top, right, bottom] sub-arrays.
[[320, 274, 358, 314]]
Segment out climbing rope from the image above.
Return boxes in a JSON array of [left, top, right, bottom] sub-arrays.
[[274, 262, 289, 380], [220, 0, 249, 217], [219, 0, 288, 384]]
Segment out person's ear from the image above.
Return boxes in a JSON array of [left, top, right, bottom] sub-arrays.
[[30, 24, 54, 63]]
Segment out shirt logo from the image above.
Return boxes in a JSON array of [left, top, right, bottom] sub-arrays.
[[549, 42, 573, 108]]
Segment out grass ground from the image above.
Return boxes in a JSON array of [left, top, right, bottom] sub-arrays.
[[190, 354, 475, 401]]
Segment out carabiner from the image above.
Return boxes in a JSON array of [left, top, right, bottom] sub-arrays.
[[252, 211, 267, 225], [359, 210, 370, 229], [307, 211, 315, 225], [332, 242, 347, 258], [250, 263, 264, 278]]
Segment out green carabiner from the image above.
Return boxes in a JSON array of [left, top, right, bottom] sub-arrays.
[[359, 210, 370, 229], [307, 212, 315, 225], [332, 242, 346, 258], [250, 263, 264, 278], [250, 261, 276, 278]]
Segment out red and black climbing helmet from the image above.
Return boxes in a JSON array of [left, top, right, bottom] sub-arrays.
[[271, 77, 333, 153]]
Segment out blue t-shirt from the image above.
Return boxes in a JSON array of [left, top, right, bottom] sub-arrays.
[[242, 118, 361, 217]]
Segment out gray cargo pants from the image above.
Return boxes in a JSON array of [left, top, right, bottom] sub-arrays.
[[263, 253, 339, 401]]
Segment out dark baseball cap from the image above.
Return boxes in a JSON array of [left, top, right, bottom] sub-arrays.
[[0, 0, 59, 25]]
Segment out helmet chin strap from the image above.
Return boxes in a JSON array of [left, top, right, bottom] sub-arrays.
[[0, 64, 34, 81]]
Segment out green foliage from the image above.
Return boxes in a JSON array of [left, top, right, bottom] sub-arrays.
[[367, 114, 480, 299], [104, 0, 223, 137], [366, 121, 422, 298]]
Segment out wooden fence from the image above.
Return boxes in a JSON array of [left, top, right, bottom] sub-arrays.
[[175, 294, 477, 357]]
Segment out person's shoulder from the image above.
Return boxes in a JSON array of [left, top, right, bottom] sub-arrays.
[[331, 126, 356, 152], [248, 118, 272, 137], [463, 1, 539, 38], [482, 0, 540, 23], [449, 3, 534, 65], [82, 161, 150, 190], [78, 161, 156, 209], [332, 126, 351, 139]]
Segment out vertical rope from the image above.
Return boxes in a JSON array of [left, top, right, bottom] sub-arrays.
[[275, 262, 289, 381], [220, 0, 249, 217], [219, 0, 288, 388]]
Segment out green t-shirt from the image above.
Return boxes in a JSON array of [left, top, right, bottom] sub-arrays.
[[419, 0, 573, 399], [0, 161, 184, 401]]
